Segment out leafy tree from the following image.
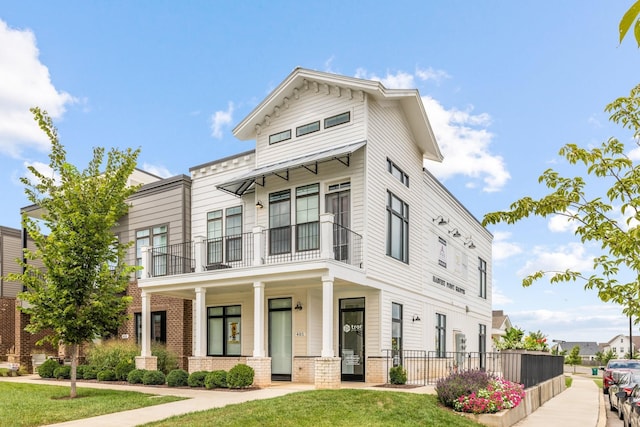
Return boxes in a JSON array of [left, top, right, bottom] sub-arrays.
[[623, 349, 640, 359], [565, 346, 582, 373], [482, 84, 640, 328], [620, 0, 640, 47], [7, 108, 140, 398], [595, 349, 617, 365]]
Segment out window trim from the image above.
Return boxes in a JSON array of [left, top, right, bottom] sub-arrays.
[[478, 257, 487, 299], [436, 313, 446, 357], [387, 158, 409, 187], [135, 224, 168, 278], [269, 129, 292, 145], [134, 311, 167, 344], [386, 191, 409, 263], [392, 303, 403, 354], [296, 121, 320, 137], [324, 111, 351, 129], [207, 305, 242, 356]]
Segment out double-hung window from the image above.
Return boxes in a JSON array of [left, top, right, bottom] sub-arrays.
[[296, 183, 319, 251], [207, 305, 241, 356], [436, 313, 446, 357], [478, 258, 487, 299], [136, 225, 167, 277], [269, 190, 291, 255], [386, 191, 409, 263]]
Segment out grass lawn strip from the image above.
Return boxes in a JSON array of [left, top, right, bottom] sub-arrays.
[[0, 382, 185, 427], [142, 389, 483, 427]]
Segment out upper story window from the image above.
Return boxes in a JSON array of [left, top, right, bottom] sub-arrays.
[[324, 112, 350, 129], [269, 190, 292, 255], [478, 257, 487, 299], [296, 183, 320, 251], [136, 225, 167, 278], [269, 129, 292, 145], [296, 121, 320, 137], [225, 206, 243, 262], [387, 158, 409, 187], [386, 191, 409, 263]]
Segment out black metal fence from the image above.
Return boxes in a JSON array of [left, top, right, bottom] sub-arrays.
[[150, 242, 194, 277], [383, 350, 564, 388], [205, 232, 254, 270]]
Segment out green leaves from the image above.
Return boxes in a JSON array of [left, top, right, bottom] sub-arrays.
[[620, 0, 640, 47]]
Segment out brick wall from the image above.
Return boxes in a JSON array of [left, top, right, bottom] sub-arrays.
[[293, 356, 316, 383], [0, 297, 15, 359]]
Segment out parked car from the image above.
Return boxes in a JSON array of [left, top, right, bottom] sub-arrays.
[[610, 372, 640, 416], [602, 359, 640, 394], [618, 384, 640, 427]]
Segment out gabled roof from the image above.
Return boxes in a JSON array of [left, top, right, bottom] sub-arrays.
[[559, 341, 600, 356], [233, 67, 443, 162]]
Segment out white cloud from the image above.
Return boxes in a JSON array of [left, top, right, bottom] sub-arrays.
[[547, 211, 578, 233], [516, 242, 593, 278], [142, 162, 173, 179], [491, 284, 513, 306], [23, 160, 60, 185], [628, 145, 640, 161], [415, 67, 450, 84], [491, 231, 522, 261], [210, 102, 234, 139], [0, 19, 76, 158]]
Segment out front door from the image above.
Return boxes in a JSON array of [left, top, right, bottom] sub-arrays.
[[326, 188, 350, 262], [269, 298, 292, 381], [339, 297, 365, 381]]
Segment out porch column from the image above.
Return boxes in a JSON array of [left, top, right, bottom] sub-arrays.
[[321, 275, 334, 357], [140, 246, 150, 279], [140, 291, 151, 357], [253, 226, 264, 266], [253, 281, 265, 357], [194, 287, 207, 357], [320, 213, 334, 259], [194, 236, 206, 272]]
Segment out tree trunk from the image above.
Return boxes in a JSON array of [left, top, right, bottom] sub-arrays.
[[70, 343, 78, 398]]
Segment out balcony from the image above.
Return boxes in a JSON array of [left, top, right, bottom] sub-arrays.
[[142, 214, 362, 278]]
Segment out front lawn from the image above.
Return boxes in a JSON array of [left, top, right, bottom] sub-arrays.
[[143, 389, 484, 427], [0, 382, 185, 426]]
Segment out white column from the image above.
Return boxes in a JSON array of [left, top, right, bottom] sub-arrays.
[[141, 291, 151, 357], [194, 236, 206, 272], [194, 287, 207, 357], [320, 213, 334, 259], [321, 275, 334, 357], [140, 246, 150, 279], [253, 226, 264, 266], [253, 281, 265, 357]]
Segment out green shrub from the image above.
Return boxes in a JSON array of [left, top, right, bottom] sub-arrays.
[[205, 370, 227, 389], [0, 368, 18, 377], [37, 358, 60, 379], [127, 369, 146, 384], [142, 370, 166, 385], [389, 365, 407, 385], [166, 369, 189, 387], [82, 365, 99, 380], [76, 364, 88, 378], [53, 365, 71, 379], [115, 360, 135, 381], [97, 369, 117, 381], [151, 343, 179, 374], [85, 340, 139, 372], [226, 364, 254, 388], [187, 371, 208, 387]]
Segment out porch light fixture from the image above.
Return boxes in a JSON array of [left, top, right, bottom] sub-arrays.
[[449, 228, 461, 238], [256, 200, 264, 209], [464, 239, 476, 249], [412, 315, 421, 322], [294, 301, 303, 311], [432, 215, 448, 226]]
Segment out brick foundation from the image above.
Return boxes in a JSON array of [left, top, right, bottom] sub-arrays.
[[135, 356, 158, 370], [314, 357, 341, 389], [366, 357, 387, 384], [293, 356, 316, 383], [186, 356, 248, 373], [246, 357, 271, 387]]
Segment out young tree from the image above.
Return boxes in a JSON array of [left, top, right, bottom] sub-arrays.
[[8, 108, 140, 398], [595, 349, 617, 365], [565, 345, 582, 374], [483, 84, 640, 327]]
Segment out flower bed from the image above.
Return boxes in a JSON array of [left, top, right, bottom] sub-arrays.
[[454, 377, 525, 414]]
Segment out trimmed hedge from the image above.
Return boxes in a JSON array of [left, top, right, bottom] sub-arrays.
[[127, 369, 146, 384], [204, 370, 227, 389], [142, 370, 166, 385], [82, 365, 99, 380], [187, 371, 208, 388], [389, 366, 407, 385], [53, 365, 71, 380], [115, 360, 135, 381], [166, 369, 189, 387], [97, 369, 117, 381], [37, 359, 60, 379], [227, 364, 254, 388]]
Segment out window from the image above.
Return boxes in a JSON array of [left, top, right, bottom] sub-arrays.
[[296, 121, 320, 137], [435, 313, 446, 357], [478, 258, 487, 299], [135, 311, 167, 344], [387, 159, 409, 187], [324, 111, 350, 129], [269, 190, 291, 255], [296, 183, 319, 251], [225, 206, 243, 262], [207, 305, 241, 356], [386, 191, 409, 263], [269, 129, 292, 145], [136, 225, 168, 278], [392, 303, 403, 362], [479, 324, 487, 369], [207, 210, 223, 264]]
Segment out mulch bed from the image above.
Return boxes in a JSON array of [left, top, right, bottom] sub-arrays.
[[374, 383, 422, 389]]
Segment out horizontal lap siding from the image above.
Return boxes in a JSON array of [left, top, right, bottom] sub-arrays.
[[0, 230, 22, 297]]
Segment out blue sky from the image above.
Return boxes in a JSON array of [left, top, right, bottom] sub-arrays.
[[1, 1, 640, 346]]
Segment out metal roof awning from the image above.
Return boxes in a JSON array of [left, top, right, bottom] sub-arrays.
[[217, 140, 366, 196]]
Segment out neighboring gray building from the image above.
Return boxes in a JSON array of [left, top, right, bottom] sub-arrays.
[[557, 341, 600, 361]]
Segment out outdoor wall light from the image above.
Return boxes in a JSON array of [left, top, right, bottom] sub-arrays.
[[412, 315, 421, 322], [449, 228, 461, 238], [464, 238, 476, 249], [295, 301, 303, 311], [256, 200, 264, 209], [432, 215, 448, 226]]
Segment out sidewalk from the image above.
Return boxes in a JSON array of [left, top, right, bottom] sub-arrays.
[[515, 373, 605, 427]]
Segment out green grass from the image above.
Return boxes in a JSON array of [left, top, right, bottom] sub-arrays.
[[0, 382, 185, 427], [142, 389, 484, 427], [593, 378, 603, 389]]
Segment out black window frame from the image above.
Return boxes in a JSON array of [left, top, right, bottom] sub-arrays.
[[386, 191, 409, 263], [478, 257, 487, 299], [387, 158, 409, 187], [295, 183, 320, 252], [225, 206, 243, 262], [436, 313, 446, 357], [135, 224, 168, 278], [296, 121, 320, 137], [134, 311, 167, 344], [207, 305, 242, 356], [392, 303, 403, 359], [269, 189, 292, 255], [324, 111, 351, 129], [269, 129, 292, 145]]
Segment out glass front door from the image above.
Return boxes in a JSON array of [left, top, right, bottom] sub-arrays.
[[269, 298, 292, 381], [339, 297, 365, 381]]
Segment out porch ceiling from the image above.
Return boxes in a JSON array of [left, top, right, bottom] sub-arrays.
[[216, 140, 366, 196]]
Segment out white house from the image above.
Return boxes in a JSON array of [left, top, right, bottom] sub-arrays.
[[135, 68, 493, 388]]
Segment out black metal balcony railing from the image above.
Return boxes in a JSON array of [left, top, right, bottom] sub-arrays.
[[145, 223, 363, 278], [149, 242, 194, 277]]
